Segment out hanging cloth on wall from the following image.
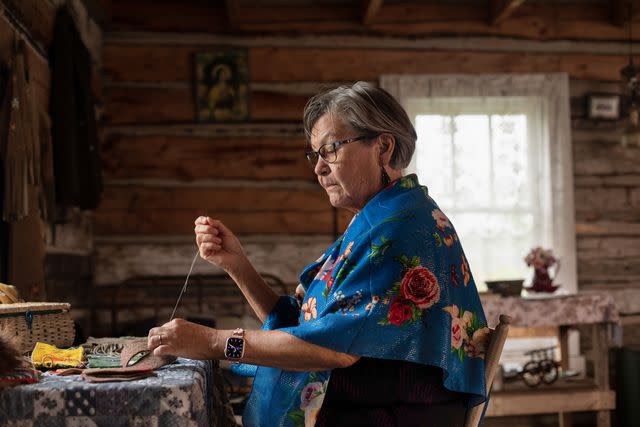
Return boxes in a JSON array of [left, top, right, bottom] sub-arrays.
[[0, 62, 10, 282], [37, 110, 55, 223], [50, 6, 102, 212], [0, 40, 48, 294], [0, 39, 39, 222]]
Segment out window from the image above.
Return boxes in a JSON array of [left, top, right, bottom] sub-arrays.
[[381, 74, 581, 372], [405, 97, 545, 290], [381, 74, 577, 295]]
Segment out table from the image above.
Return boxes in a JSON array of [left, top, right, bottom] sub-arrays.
[[481, 291, 619, 427], [0, 359, 236, 427]]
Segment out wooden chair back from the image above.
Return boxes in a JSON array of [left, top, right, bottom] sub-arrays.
[[464, 314, 512, 427]]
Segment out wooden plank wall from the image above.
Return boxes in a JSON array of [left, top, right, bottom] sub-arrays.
[[571, 80, 640, 300], [0, 0, 102, 310], [0, 0, 55, 297], [96, 0, 640, 310]]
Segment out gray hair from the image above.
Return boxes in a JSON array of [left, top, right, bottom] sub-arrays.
[[302, 81, 416, 169]]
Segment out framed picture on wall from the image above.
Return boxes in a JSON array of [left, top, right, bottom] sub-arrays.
[[194, 49, 249, 122], [586, 93, 621, 120]]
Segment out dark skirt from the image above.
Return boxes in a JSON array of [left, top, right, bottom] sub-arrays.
[[315, 357, 469, 427]]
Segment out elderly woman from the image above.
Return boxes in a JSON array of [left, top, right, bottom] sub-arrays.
[[148, 82, 488, 426]]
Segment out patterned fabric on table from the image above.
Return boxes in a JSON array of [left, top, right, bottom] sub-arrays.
[[241, 174, 488, 427], [481, 291, 620, 328], [0, 358, 237, 427]]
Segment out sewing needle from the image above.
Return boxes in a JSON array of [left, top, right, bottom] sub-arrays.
[[169, 249, 200, 322]]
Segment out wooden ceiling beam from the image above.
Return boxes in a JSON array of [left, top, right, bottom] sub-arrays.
[[490, 0, 526, 26], [363, 0, 384, 25], [225, 0, 240, 30], [611, 0, 640, 27], [108, 1, 640, 41]]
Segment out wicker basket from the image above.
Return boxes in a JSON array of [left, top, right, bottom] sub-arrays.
[[0, 302, 75, 354]]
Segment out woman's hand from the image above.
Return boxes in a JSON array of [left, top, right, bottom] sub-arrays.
[[148, 319, 221, 359], [194, 216, 279, 322], [194, 216, 246, 273]]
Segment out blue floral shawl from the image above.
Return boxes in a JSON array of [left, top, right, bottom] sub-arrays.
[[240, 174, 488, 427]]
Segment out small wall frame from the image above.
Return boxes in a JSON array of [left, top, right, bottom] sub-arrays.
[[194, 48, 249, 122], [586, 93, 621, 120]]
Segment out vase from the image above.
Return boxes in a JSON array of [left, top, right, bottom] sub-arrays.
[[531, 266, 559, 293]]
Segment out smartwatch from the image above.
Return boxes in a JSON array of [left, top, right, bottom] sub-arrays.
[[224, 328, 246, 360]]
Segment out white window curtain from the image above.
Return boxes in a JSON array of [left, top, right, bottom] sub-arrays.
[[380, 74, 577, 294]]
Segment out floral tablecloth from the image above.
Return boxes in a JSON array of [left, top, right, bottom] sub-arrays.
[[0, 358, 237, 427], [480, 291, 620, 328]]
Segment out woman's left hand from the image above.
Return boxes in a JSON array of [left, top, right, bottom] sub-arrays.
[[147, 319, 220, 360]]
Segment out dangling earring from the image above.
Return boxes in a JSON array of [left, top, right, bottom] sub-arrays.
[[381, 166, 391, 187]]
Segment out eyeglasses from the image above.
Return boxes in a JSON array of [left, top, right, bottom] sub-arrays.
[[305, 135, 376, 166]]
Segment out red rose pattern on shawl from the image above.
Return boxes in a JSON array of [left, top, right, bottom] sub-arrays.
[[400, 266, 441, 309], [378, 255, 441, 326], [388, 297, 415, 326]]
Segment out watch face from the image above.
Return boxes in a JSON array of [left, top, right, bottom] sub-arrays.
[[225, 337, 244, 359]]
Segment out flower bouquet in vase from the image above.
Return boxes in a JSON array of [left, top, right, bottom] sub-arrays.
[[524, 247, 560, 293]]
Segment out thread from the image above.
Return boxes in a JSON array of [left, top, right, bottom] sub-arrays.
[[169, 249, 200, 322]]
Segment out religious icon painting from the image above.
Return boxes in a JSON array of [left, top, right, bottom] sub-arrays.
[[194, 49, 249, 122]]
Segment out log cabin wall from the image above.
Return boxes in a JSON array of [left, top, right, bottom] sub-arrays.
[[96, 0, 640, 338], [0, 1, 52, 296], [0, 0, 102, 319]]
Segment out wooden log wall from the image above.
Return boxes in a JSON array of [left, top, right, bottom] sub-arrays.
[[0, 2, 52, 294], [571, 80, 640, 306], [0, 0, 102, 317], [96, 1, 640, 318]]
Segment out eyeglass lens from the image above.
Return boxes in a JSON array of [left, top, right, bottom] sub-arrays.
[[306, 145, 337, 166], [306, 152, 319, 165]]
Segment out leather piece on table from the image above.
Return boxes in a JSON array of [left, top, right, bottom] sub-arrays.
[[55, 340, 176, 383], [54, 365, 155, 382], [81, 367, 155, 383], [120, 340, 176, 370], [80, 340, 175, 383], [54, 368, 84, 376]]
